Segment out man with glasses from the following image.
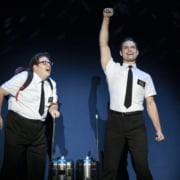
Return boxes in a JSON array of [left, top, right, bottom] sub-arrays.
[[0, 52, 60, 180]]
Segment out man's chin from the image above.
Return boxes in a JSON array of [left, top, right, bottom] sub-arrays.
[[126, 59, 136, 62], [45, 71, 51, 77]]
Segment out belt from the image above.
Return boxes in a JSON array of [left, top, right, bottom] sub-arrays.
[[109, 109, 142, 117], [9, 110, 44, 122]]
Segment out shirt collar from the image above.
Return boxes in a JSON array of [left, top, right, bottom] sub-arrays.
[[122, 63, 137, 69]]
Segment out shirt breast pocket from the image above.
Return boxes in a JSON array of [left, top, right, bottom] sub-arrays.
[[44, 85, 54, 106], [134, 79, 146, 98], [48, 97, 53, 103], [137, 79, 146, 88]]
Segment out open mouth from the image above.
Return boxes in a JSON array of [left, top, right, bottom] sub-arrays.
[[46, 69, 51, 72], [127, 53, 133, 55]]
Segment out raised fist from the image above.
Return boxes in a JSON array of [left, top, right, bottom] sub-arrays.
[[103, 8, 114, 17]]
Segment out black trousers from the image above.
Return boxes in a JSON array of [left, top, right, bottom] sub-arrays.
[[100, 110, 153, 180], [0, 111, 47, 180], [116, 142, 129, 180]]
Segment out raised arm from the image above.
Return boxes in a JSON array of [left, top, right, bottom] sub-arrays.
[[99, 8, 114, 69], [145, 96, 165, 142]]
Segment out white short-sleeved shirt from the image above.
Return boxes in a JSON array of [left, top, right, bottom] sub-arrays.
[[104, 58, 156, 112], [1, 71, 58, 121]]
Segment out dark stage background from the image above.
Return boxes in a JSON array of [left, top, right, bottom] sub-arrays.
[[0, 0, 180, 179]]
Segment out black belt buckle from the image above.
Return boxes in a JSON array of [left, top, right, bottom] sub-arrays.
[[110, 110, 142, 117], [122, 111, 141, 116], [121, 112, 127, 116]]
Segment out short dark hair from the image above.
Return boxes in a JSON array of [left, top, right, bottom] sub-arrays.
[[29, 52, 51, 70], [120, 37, 138, 51]]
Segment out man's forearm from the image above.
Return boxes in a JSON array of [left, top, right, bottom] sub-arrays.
[[147, 100, 162, 133], [99, 16, 111, 47]]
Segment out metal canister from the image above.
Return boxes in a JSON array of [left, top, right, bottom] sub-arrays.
[[50, 159, 59, 180], [83, 156, 91, 180], [57, 156, 66, 180], [66, 159, 74, 180]]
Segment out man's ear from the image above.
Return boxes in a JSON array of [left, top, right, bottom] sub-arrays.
[[136, 50, 139, 56], [120, 51, 122, 56], [33, 64, 38, 71]]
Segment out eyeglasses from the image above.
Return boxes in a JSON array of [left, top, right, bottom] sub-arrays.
[[38, 61, 53, 66]]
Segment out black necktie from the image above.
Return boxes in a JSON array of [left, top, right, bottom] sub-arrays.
[[39, 81, 45, 115], [124, 66, 133, 108]]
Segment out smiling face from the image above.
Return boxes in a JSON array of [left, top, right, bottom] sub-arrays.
[[33, 56, 53, 80], [120, 39, 139, 64]]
